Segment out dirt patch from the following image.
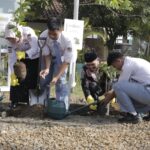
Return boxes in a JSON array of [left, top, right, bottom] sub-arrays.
[[0, 93, 150, 149]]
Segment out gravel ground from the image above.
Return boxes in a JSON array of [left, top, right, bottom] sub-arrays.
[[0, 103, 150, 150]]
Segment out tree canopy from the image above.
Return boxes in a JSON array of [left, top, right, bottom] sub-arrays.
[[14, 0, 150, 50]]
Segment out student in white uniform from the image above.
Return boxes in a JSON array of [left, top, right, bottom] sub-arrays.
[[103, 52, 150, 123], [5, 22, 39, 108], [39, 18, 73, 110]]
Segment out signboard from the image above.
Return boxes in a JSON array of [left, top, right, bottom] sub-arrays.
[[0, 13, 12, 91], [64, 19, 84, 89], [64, 19, 84, 50], [0, 49, 10, 91]]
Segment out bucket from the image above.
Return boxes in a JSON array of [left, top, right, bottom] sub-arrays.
[[44, 97, 67, 120]]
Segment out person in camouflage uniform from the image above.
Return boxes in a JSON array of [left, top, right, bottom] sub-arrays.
[[81, 52, 108, 111]]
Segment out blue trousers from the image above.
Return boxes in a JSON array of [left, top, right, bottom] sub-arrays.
[[113, 81, 150, 114], [40, 62, 69, 110]]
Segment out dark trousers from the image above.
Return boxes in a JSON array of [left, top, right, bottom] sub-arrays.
[[89, 82, 104, 101], [10, 58, 39, 104]]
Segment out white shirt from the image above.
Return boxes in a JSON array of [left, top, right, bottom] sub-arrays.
[[8, 26, 39, 73], [119, 56, 150, 85], [39, 29, 73, 63]]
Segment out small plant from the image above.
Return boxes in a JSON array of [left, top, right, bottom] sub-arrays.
[[99, 62, 118, 81]]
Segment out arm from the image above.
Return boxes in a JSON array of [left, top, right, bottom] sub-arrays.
[[45, 54, 51, 70], [9, 49, 17, 73], [104, 89, 116, 105], [40, 54, 51, 79], [25, 36, 38, 58], [51, 62, 69, 84], [51, 32, 73, 84]]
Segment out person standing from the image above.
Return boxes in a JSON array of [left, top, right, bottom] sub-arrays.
[[5, 21, 39, 108], [39, 18, 73, 110], [104, 51, 150, 123]]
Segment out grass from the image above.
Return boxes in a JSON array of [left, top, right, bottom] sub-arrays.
[[2, 72, 85, 105], [49, 71, 84, 103]]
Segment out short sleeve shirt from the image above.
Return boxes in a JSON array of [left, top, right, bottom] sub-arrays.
[[40, 30, 73, 63]]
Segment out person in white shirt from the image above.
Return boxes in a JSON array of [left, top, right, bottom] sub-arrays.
[[5, 21, 39, 108], [39, 18, 73, 110], [103, 51, 150, 123]]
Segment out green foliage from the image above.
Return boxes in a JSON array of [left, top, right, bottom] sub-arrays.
[[77, 50, 84, 63], [13, 0, 53, 24], [0, 72, 7, 86], [13, 0, 150, 52], [127, 0, 150, 41], [96, 0, 132, 10], [13, 0, 29, 25], [71, 71, 83, 98], [141, 56, 150, 62], [99, 62, 118, 80], [83, 17, 107, 44]]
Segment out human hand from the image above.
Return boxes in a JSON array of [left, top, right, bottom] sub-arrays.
[[39, 68, 49, 79], [10, 73, 19, 86], [86, 95, 97, 110], [51, 76, 59, 85], [16, 51, 25, 60], [104, 90, 115, 104]]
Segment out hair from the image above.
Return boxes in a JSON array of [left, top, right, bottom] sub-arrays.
[[84, 52, 98, 62], [47, 17, 62, 31], [107, 51, 124, 66]]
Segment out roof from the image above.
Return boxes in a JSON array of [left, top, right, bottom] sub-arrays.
[[25, 0, 63, 22], [26, 0, 95, 22]]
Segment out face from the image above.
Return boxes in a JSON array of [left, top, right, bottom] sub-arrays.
[[86, 59, 99, 72], [111, 58, 123, 70], [6, 37, 17, 44], [48, 30, 61, 40]]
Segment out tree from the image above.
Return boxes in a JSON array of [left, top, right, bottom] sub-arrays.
[[14, 0, 150, 51]]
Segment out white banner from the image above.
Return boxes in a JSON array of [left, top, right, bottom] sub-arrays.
[[64, 19, 84, 50]]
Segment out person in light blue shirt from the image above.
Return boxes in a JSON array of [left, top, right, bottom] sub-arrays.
[[104, 52, 150, 123]]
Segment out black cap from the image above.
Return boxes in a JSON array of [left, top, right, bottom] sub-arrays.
[[84, 52, 98, 62], [107, 51, 123, 66]]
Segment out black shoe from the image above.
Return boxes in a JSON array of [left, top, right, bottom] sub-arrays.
[[118, 113, 141, 124], [143, 112, 150, 121]]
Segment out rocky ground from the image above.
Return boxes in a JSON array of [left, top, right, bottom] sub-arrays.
[[0, 93, 149, 150]]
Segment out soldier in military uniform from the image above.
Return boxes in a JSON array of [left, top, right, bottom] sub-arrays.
[[81, 52, 108, 111]]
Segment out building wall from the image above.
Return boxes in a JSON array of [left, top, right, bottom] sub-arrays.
[[27, 22, 47, 35]]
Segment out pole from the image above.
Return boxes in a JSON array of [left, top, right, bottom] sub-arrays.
[[69, 0, 80, 92], [73, 0, 79, 20]]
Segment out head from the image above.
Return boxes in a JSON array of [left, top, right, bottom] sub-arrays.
[[84, 52, 99, 72], [47, 17, 62, 40], [5, 21, 21, 44], [107, 51, 124, 70]]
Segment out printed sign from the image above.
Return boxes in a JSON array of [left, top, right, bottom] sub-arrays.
[[64, 19, 84, 50]]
